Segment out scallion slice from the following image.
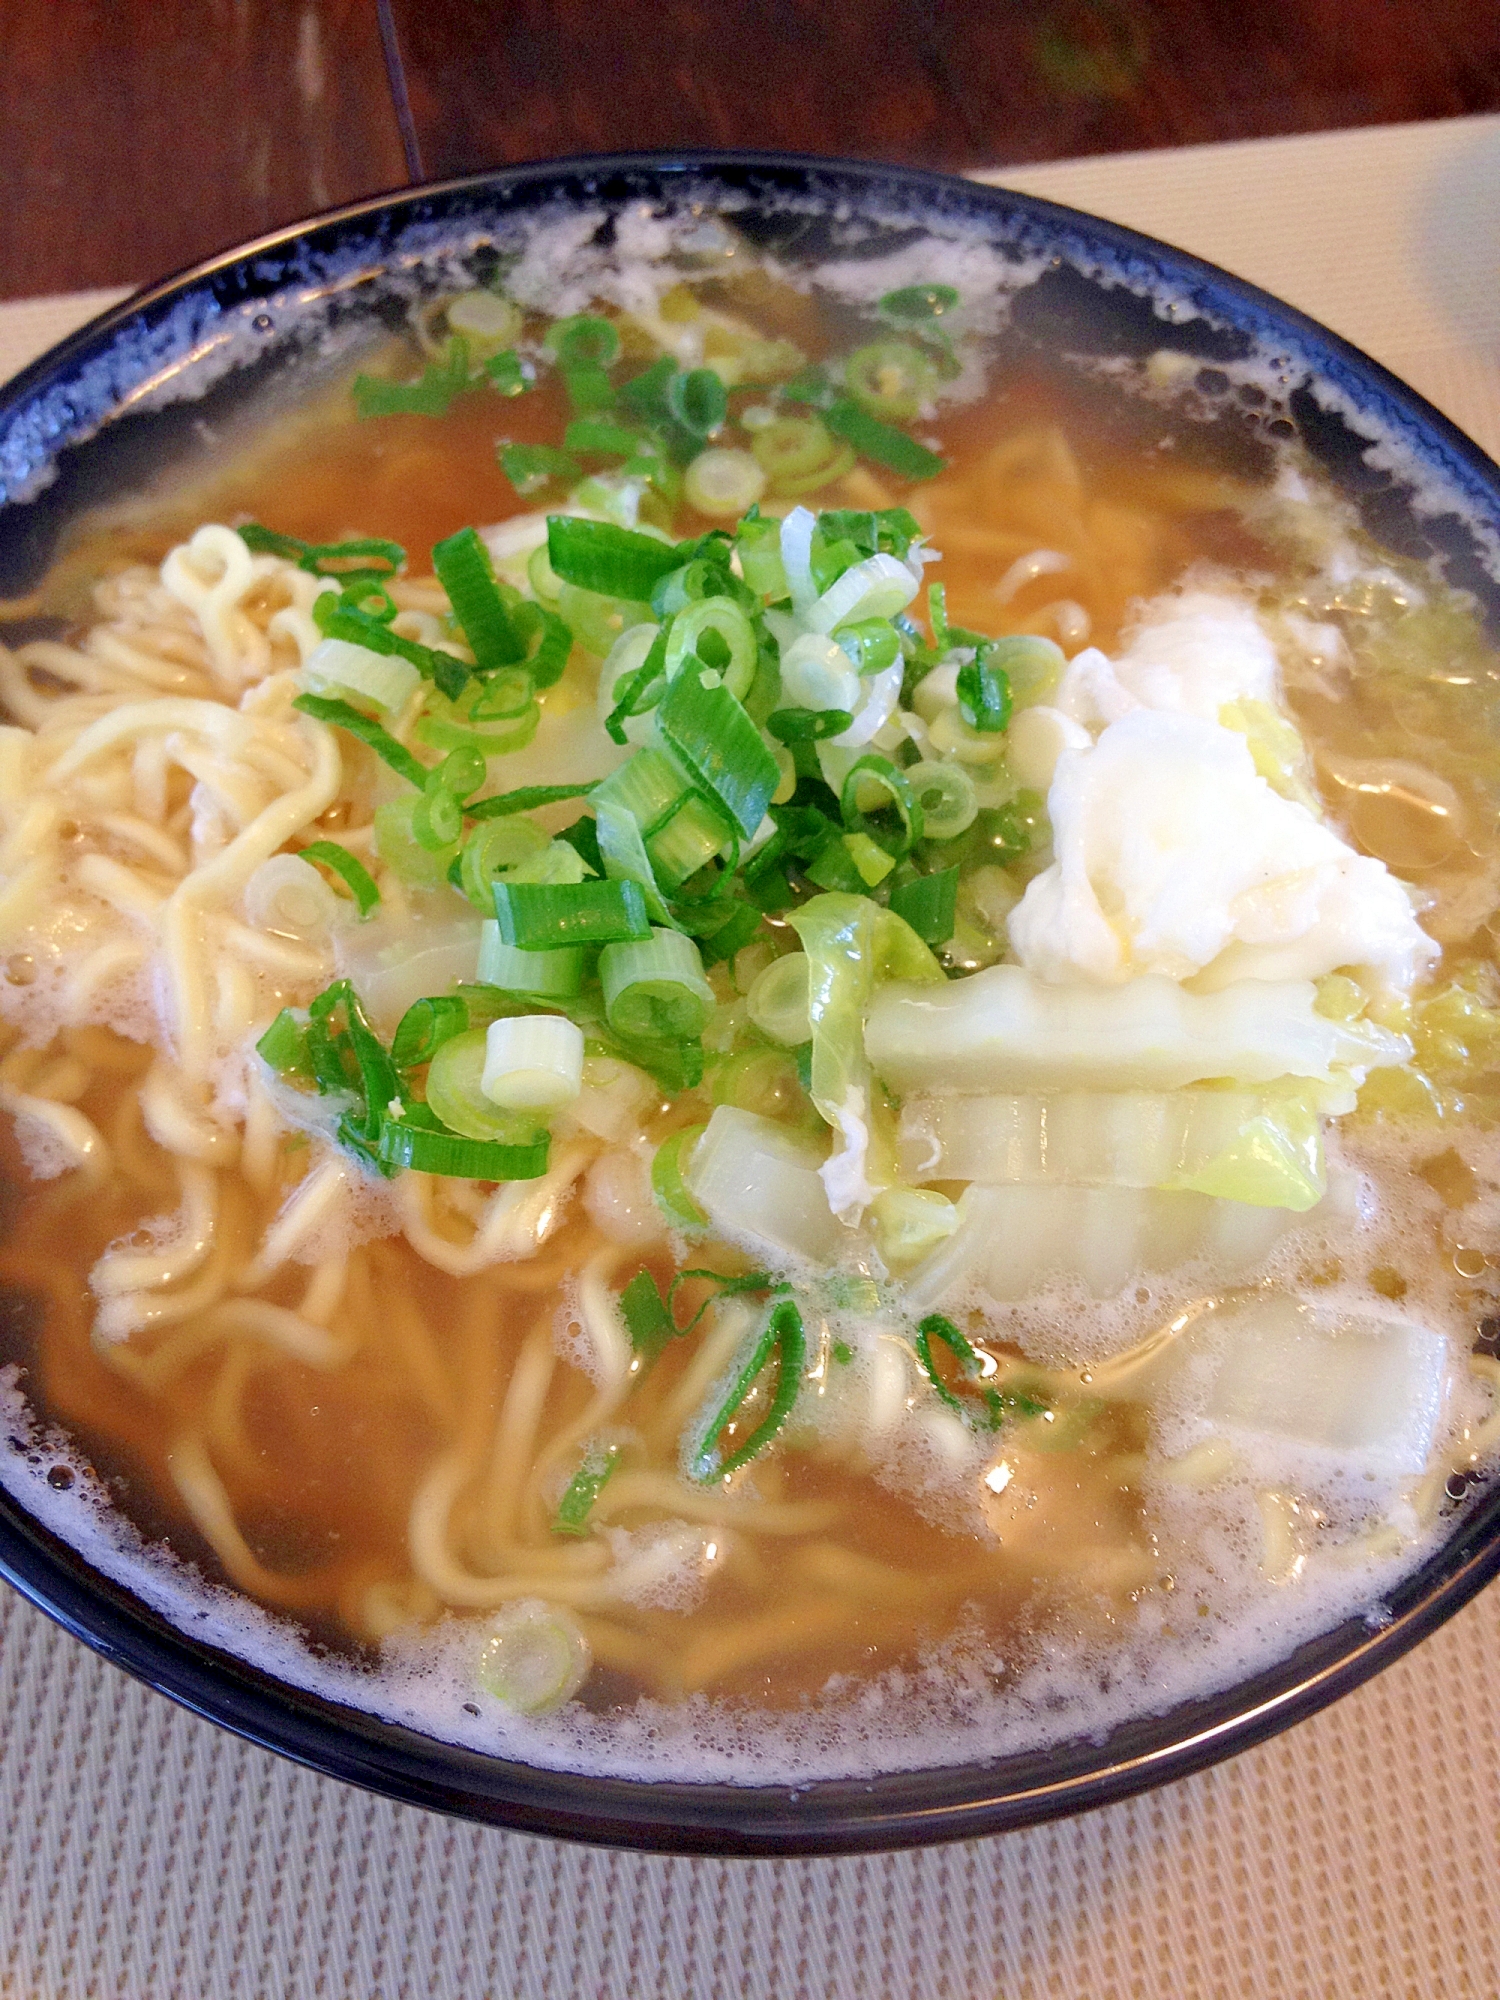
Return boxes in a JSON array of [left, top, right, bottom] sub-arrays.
[[662, 596, 757, 701], [822, 398, 944, 481], [377, 1102, 550, 1179], [593, 798, 673, 925], [300, 636, 422, 715], [298, 840, 380, 918], [904, 760, 977, 841], [546, 518, 683, 601], [656, 665, 780, 841], [476, 923, 587, 998], [599, 928, 714, 1042], [354, 337, 472, 419], [390, 994, 471, 1069], [691, 1296, 806, 1481], [431, 526, 527, 670], [482, 1013, 585, 1112], [839, 754, 923, 856], [457, 816, 551, 910], [312, 590, 469, 701], [957, 646, 1013, 734], [256, 1007, 313, 1081], [493, 877, 652, 950], [650, 1125, 709, 1231], [684, 447, 767, 519], [889, 865, 958, 945], [803, 552, 919, 635], [426, 1027, 552, 1142], [238, 525, 405, 583], [500, 442, 580, 496], [466, 783, 596, 822], [766, 706, 854, 744], [292, 692, 427, 787], [914, 1314, 1045, 1429], [552, 1442, 622, 1536]]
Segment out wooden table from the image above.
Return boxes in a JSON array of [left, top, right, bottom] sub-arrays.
[[3, 0, 1499, 302]]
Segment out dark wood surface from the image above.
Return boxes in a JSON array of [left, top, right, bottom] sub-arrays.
[[3, 0, 1500, 301]]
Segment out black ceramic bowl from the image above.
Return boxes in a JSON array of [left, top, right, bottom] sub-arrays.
[[1, 154, 1498, 1858]]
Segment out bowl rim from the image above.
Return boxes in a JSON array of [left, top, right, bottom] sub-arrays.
[[1, 147, 1498, 1858]]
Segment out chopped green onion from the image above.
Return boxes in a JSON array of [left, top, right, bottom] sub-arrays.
[[546, 315, 621, 370], [256, 1007, 313, 1080], [493, 877, 652, 950], [298, 840, 380, 918], [804, 552, 924, 636], [292, 693, 427, 788], [426, 1027, 552, 1143], [466, 783, 596, 822], [750, 416, 854, 496], [564, 417, 644, 457], [614, 1031, 705, 1094], [915, 1314, 1046, 1429], [736, 512, 788, 599], [477, 924, 588, 998], [413, 783, 464, 852], [458, 816, 552, 911], [620, 1269, 679, 1355], [552, 1442, 622, 1536], [484, 349, 529, 397], [833, 618, 902, 676], [354, 337, 472, 419], [818, 506, 924, 561], [656, 665, 780, 840], [589, 748, 691, 835], [238, 525, 405, 583], [389, 994, 471, 1070], [684, 447, 767, 519], [556, 581, 653, 660], [431, 526, 527, 669], [667, 367, 728, 437], [500, 442, 580, 495], [957, 646, 1013, 733], [766, 706, 854, 743], [374, 794, 458, 885], [879, 283, 959, 324], [691, 1296, 806, 1481], [300, 636, 422, 714], [844, 341, 935, 422], [822, 398, 944, 481], [988, 632, 1067, 710], [845, 831, 895, 886], [840, 754, 923, 855], [905, 761, 978, 841], [593, 797, 673, 925], [482, 1014, 584, 1112], [417, 680, 539, 758], [675, 895, 764, 966], [650, 1126, 709, 1231], [646, 790, 736, 889], [599, 928, 715, 1041], [662, 596, 757, 701], [312, 589, 470, 701], [560, 364, 615, 414], [889, 865, 958, 945], [477, 1601, 591, 1713], [377, 1104, 550, 1179], [547, 518, 683, 601]]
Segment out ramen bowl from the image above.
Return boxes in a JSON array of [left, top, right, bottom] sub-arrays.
[[0, 154, 1498, 1857]]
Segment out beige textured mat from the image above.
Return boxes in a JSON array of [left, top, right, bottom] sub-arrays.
[[2, 116, 1499, 2000]]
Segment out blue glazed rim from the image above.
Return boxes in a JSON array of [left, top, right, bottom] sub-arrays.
[[0, 151, 1497, 1857]]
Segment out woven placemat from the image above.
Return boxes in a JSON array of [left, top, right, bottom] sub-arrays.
[[3, 117, 1499, 1999]]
